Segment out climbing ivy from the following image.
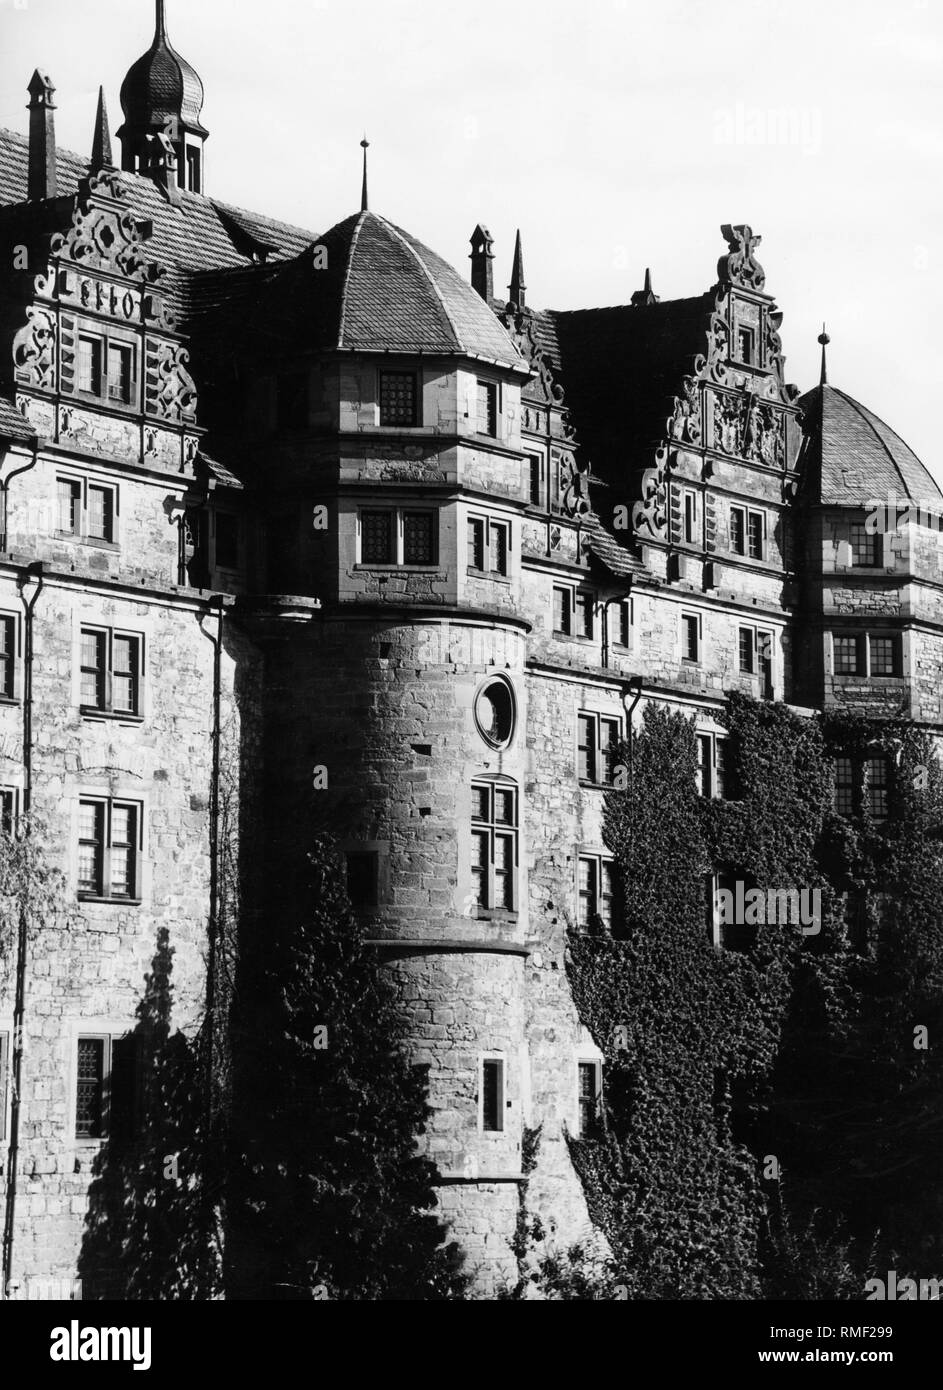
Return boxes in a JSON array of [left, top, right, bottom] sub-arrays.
[[567, 696, 943, 1298]]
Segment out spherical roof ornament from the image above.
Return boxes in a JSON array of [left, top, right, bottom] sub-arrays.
[[817, 323, 831, 386]]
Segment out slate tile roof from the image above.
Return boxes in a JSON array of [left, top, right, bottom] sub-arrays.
[[0, 394, 36, 442], [541, 297, 714, 491], [798, 384, 941, 506]]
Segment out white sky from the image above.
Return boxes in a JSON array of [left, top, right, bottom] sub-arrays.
[[1, 0, 941, 481]]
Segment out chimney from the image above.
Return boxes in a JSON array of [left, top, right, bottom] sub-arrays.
[[470, 224, 494, 304], [27, 69, 57, 201]]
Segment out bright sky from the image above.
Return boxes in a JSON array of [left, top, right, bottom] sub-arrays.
[[1, 0, 941, 480]]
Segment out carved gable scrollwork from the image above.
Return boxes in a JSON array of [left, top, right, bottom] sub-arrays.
[[499, 307, 565, 408], [13, 306, 56, 390], [632, 444, 669, 540], [145, 340, 198, 424], [49, 171, 165, 285], [717, 224, 766, 292], [669, 375, 702, 445], [560, 455, 592, 518]]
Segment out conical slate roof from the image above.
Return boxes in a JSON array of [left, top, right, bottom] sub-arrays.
[[799, 383, 941, 506]]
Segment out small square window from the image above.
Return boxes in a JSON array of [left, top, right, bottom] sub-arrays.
[[682, 613, 700, 663], [0, 615, 16, 699], [577, 593, 594, 639], [833, 757, 859, 818], [404, 512, 436, 565], [553, 586, 572, 636], [361, 510, 395, 564], [869, 635, 899, 677], [850, 523, 881, 568], [527, 455, 543, 507], [78, 336, 103, 395], [577, 1060, 602, 1137], [87, 485, 114, 543], [477, 380, 498, 437], [481, 1057, 504, 1132], [107, 343, 133, 404], [730, 507, 745, 555], [58, 479, 82, 536], [379, 371, 418, 427], [834, 635, 863, 676], [468, 518, 486, 571]]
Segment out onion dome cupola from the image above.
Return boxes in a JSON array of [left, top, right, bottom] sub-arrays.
[[116, 0, 208, 193]]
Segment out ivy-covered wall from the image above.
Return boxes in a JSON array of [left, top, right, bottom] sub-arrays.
[[565, 696, 943, 1298]]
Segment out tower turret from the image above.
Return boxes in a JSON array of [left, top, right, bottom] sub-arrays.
[[116, 0, 208, 193]]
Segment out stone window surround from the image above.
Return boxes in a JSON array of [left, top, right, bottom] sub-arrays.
[[576, 1056, 603, 1137], [470, 775, 519, 918], [70, 788, 148, 906], [355, 504, 440, 569], [553, 582, 597, 641], [696, 729, 728, 799], [70, 609, 153, 724], [74, 321, 139, 413], [66, 1018, 138, 1150], [680, 608, 703, 665], [575, 708, 623, 787], [0, 608, 23, 704], [466, 511, 512, 580], [78, 624, 145, 722], [55, 470, 120, 550], [576, 850, 617, 932], [829, 629, 904, 680], [477, 1051, 506, 1134], [730, 503, 766, 561], [610, 596, 634, 652]]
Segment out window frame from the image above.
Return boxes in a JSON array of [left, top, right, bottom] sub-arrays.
[[832, 631, 902, 680], [576, 711, 623, 787], [79, 626, 144, 720], [475, 378, 500, 439], [576, 852, 619, 933], [466, 514, 511, 578], [0, 612, 19, 702], [357, 506, 439, 569], [56, 474, 119, 548], [526, 451, 545, 509], [378, 369, 420, 428], [479, 1053, 506, 1134], [576, 1058, 603, 1137], [681, 609, 702, 665], [849, 521, 883, 569], [729, 505, 766, 560], [72, 1031, 142, 1145], [76, 796, 144, 903], [552, 584, 573, 637], [696, 732, 728, 799], [470, 777, 519, 916], [611, 597, 633, 651], [75, 329, 138, 409]]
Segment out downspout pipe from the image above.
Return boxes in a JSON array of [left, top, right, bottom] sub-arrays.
[[622, 676, 644, 787], [198, 595, 225, 1122], [2, 560, 43, 1299]]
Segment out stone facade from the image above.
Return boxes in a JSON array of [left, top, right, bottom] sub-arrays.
[[1, 9, 942, 1302]]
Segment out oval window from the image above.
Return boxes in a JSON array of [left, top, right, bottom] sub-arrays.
[[475, 677, 516, 749]]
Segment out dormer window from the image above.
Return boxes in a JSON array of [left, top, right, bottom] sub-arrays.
[[379, 371, 418, 427], [76, 331, 136, 407]]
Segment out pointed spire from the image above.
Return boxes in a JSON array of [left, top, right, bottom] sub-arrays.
[[508, 229, 526, 308], [90, 86, 113, 171], [156, 0, 167, 42], [818, 323, 830, 386], [631, 267, 660, 307], [360, 136, 369, 212]]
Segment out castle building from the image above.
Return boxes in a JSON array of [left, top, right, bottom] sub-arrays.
[[1, 2, 941, 1298]]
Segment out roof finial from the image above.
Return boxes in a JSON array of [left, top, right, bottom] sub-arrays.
[[90, 86, 113, 171], [818, 323, 830, 386], [508, 229, 526, 308], [360, 135, 369, 212], [631, 267, 660, 307], [156, 0, 167, 42]]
